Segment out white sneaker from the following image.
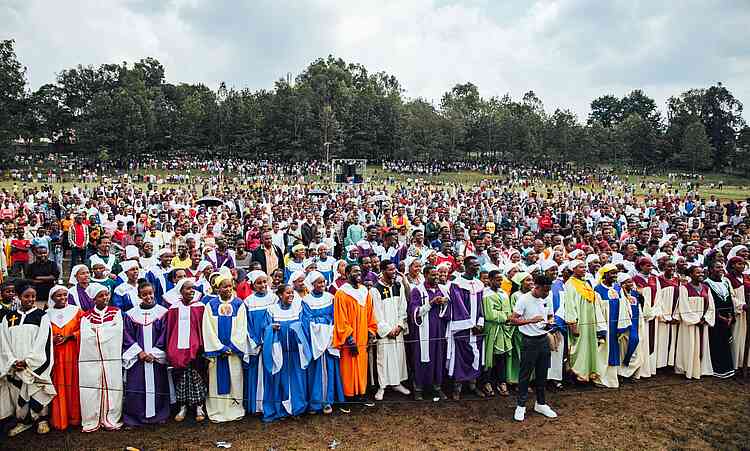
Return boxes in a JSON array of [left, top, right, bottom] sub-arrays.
[[513, 406, 526, 422], [175, 405, 188, 422], [374, 388, 385, 401], [8, 422, 32, 437], [392, 384, 411, 395], [534, 403, 558, 418]]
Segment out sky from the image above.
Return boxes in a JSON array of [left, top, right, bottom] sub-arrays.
[[2, 0, 748, 121]]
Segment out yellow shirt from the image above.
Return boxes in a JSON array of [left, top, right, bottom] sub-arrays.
[[171, 255, 191, 270]]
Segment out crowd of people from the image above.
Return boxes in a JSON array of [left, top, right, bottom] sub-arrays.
[[1, 155, 749, 437]]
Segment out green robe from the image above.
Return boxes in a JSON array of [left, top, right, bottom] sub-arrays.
[[564, 279, 602, 382], [505, 290, 526, 384], [482, 287, 513, 369]]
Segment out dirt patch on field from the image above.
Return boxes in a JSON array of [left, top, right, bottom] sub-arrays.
[[4, 374, 749, 450]]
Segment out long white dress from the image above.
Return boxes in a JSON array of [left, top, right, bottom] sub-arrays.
[[656, 280, 681, 368], [728, 280, 748, 369], [674, 285, 714, 379], [371, 280, 409, 387], [79, 306, 124, 432], [0, 308, 56, 422]]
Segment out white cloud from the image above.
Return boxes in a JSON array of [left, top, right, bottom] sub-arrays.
[[1, 0, 747, 121]]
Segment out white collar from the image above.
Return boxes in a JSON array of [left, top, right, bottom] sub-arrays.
[[340, 283, 368, 306]]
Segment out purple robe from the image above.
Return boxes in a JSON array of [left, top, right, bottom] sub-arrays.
[[122, 304, 171, 427], [207, 249, 235, 269], [68, 285, 94, 311], [447, 277, 485, 382], [408, 283, 448, 387]]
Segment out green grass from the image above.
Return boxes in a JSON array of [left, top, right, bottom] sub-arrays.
[[3, 165, 749, 200]]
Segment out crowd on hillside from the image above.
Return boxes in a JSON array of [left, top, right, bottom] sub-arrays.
[[1, 155, 749, 437]]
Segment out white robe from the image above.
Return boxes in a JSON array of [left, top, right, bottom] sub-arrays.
[[656, 283, 680, 368], [729, 283, 748, 369], [618, 293, 650, 379], [594, 291, 630, 389], [79, 306, 124, 432], [0, 308, 56, 422], [674, 287, 714, 379], [371, 282, 409, 387]]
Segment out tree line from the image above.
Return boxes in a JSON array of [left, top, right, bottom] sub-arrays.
[[1, 39, 748, 173]]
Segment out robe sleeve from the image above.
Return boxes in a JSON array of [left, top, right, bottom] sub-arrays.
[[202, 304, 229, 358], [332, 291, 353, 348], [0, 315, 16, 378], [563, 285, 579, 324], [366, 293, 378, 337], [703, 291, 716, 327], [20, 314, 54, 385], [476, 289, 485, 327], [372, 288, 393, 338], [398, 287, 408, 335], [616, 296, 632, 334], [291, 322, 313, 370], [228, 302, 248, 359], [262, 324, 282, 375], [150, 317, 169, 364], [122, 315, 143, 369], [659, 286, 677, 322]]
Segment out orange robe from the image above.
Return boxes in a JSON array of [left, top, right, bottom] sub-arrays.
[[333, 283, 377, 397], [49, 305, 83, 430]]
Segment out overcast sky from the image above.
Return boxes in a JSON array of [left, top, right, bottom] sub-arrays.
[[2, 0, 748, 121]]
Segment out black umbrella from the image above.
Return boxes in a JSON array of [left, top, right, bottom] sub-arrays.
[[307, 188, 328, 197], [195, 196, 223, 207]]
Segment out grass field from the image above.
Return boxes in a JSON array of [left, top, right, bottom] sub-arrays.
[[3, 165, 749, 200]]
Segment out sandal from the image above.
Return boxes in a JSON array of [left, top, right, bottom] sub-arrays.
[[482, 383, 495, 397], [497, 383, 509, 396]]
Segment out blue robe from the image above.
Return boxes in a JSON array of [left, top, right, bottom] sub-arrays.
[[242, 292, 277, 414], [623, 289, 641, 366], [146, 266, 173, 307], [283, 259, 305, 283], [302, 291, 344, 411], [594, 284, 629, 366], [261, 302, 312, 422], [112, 281, 138, 312]]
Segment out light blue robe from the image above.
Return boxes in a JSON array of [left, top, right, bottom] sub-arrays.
[[261, 301, 312, 422], [242, 291, 277, 414], [302, 291, 344, 411]]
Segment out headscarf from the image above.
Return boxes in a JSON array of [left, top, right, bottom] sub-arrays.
[[125, 245, 140, 260], [728, 245, 748, 260], [304, 270, 325, 292], [335, 259, 347, 278], [596, 263, 619, 285], [174, 277, 195, 297], [247, 270, 267, 284], [85, 283, 109, 302], [616, 273, 632, 285], [120, 259, 139, 274], [289, 270, 306, 284], [47, 285, 69, 310], [69, 264, 88, 285], [292, 243, 306, 254], [196, 260, 213, 275], [511, 271, 530, 286], [540, 259, 557, 272]]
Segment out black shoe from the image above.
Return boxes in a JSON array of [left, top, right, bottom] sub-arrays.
[[414, 390, 424, 401]]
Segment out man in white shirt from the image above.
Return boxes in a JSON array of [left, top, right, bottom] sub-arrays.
[[510, 274, 558, 422]]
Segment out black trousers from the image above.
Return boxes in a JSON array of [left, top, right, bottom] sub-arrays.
[[517, 334, 550, 407]]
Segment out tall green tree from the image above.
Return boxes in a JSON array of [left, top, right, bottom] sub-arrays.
[[0, 39, 27, 146]]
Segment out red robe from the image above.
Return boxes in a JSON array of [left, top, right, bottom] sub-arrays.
[[165, 300, 205, 368]]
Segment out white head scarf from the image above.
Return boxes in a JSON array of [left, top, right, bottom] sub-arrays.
[[47, 285, 69, 310], [85, 283, 109, 302], [304, 271, 325, 291], [247, 270, 267, 284], [120, 260, 139, 274], [69, 264, 88, 285], [728, 245, 748, 260], [289, 270, 306, 284], [125, 245, 140, 260]]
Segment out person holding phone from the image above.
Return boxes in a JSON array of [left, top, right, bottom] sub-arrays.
[[510, 274, 557, 422]]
